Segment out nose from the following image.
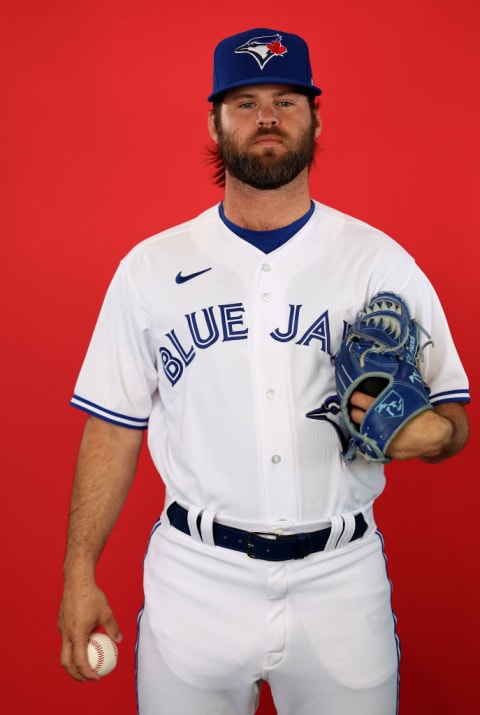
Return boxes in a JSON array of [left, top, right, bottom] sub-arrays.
[[256, 103, 279, 127]]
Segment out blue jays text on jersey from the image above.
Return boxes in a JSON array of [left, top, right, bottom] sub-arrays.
[[159, 301, 345, 386]]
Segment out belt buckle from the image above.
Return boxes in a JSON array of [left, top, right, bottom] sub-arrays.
[[247, 531, 313, 560], [246, 531, 278, 559]]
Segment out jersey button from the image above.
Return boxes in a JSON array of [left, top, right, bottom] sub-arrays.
[[271, 454, 282, 464], [266, 389, 277, 399], [262, 292, 272, 302], [262, 263, 272, 272]]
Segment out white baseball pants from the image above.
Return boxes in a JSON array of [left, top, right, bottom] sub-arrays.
[[136, 518, 400, 715]]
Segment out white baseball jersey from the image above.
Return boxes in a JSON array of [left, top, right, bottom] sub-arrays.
[[71, 201, 470, 528]]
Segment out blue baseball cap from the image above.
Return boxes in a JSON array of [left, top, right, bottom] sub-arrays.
[[208, 28, 322, 102]]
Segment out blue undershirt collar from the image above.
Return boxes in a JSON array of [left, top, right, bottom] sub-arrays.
[[218, 201, 315, 254]]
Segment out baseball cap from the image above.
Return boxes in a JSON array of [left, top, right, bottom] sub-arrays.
[[208, 28, 322, 102]]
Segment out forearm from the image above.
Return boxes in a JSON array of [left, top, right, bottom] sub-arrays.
[[62, 415, 144, 581], [387, 402, 469, 463], [59, 416, 144, 680], [419, 402, 470, 464]]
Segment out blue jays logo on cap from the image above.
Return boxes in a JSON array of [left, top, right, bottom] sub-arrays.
[[208, 27, 322, 102], [234, 33, 288, 70]]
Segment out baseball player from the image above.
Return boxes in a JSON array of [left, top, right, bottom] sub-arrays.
[[58, 28, 470, 715]]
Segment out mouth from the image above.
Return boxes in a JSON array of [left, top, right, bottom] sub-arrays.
[[251, 134, 285, 148], [254, 137, 282, 144]]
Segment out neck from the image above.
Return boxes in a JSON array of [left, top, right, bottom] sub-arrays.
[[222, 168, 312, 231]]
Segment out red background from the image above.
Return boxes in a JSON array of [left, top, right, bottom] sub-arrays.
[[1, 1, 478, 713]]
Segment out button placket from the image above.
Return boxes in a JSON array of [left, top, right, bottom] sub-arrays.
[[254, 259, 297, 517]]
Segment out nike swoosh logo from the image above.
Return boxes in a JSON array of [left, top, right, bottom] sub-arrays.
[[175, 267, 212, 284]]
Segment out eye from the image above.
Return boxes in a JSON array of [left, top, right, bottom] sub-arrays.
[[277, 100, 294, 107], [238, 101, 256, 109]]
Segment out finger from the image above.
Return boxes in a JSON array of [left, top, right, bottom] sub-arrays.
[[349, 390, 375, 410], [72, 635, 101, 682], [61, 632, 101, 682], [349, 406, 366, 426], [60, 637, 90, 682], [102, 613, 123, 644]]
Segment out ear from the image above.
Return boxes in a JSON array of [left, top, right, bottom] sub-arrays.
[[314, 110, 322, 139], [208, 110, 218, 143]]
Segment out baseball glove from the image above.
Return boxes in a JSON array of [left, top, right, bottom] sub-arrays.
[[334, 292, 434, 463]]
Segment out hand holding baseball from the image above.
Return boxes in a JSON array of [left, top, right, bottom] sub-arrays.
[[58, 579, 122, 681]]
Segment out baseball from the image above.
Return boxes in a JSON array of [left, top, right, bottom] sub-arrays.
[[87, 632, 118, 676]]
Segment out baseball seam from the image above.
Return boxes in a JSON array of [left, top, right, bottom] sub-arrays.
[[89, 638, 105, 672]]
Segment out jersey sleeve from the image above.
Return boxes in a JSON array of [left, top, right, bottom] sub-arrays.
[[70, 252, 158, 429], [400, 264, 470, 406]]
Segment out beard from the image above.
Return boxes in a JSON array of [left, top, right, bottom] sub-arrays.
[[215, 120, 317, 191]]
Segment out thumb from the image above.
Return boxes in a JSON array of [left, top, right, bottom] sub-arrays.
[[102, 614, 123, 644]]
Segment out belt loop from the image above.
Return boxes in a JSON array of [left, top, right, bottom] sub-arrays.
[[324, 515, 345, 551], [335, 513, 356, 549], [187, 505, 204, 543], [200, 509, 216, 546]]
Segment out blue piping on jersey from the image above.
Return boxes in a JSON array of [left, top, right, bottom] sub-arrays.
[[429, 388, 470, 404], [376, 529, 402, 715], [135, 516, 163, 713], [70, 394, 149, 429]]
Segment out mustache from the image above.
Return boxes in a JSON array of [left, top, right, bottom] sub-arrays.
[[253, 127, 285, 138], [246, 127, 288, 149]]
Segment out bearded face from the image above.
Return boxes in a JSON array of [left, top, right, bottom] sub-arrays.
[[213, 105, 318, 190]]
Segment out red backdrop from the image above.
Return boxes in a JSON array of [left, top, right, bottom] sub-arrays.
[[1, 1, 478, 713]]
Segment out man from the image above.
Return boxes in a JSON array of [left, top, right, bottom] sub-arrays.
[[58, 28, 470, 715]]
